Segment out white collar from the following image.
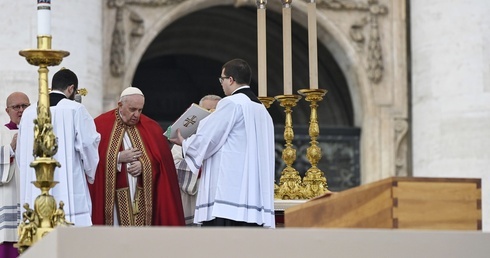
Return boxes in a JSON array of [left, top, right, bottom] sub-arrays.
[[50, 90, 68, 98], [231, 85, 250, 95]]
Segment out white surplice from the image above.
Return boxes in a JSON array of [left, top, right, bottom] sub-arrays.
[[17, 99, 100, 227], [182, 93, 276, 228], [0, 126, 19, 243], [171, 145, 199, 226]]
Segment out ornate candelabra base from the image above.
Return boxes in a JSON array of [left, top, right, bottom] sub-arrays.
[[274, 94, 305, 199], [15, 35, 72, 254], [298, 89, 330, 198]]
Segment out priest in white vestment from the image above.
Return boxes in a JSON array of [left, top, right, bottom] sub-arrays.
[[171, 59, 275, 228], [0, 125, 21, 257], [1, 92, 30, 257], [17, 69, 100, 227]]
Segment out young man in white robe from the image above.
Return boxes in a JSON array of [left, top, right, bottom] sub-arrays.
[[171, 59, 275, 228], [17, 68, 100, 227]]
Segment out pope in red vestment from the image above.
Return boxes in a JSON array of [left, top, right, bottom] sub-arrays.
[[89, 87, 184, 226]]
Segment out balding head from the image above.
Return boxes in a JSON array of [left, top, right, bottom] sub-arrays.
[[5, 92, 30, 125], [199, 95, 221, 111]]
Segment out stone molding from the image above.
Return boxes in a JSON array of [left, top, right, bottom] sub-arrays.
[[107, 0, 186, 77], [318, 0, 388, 84]]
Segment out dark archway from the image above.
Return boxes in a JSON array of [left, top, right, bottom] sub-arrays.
[[132, 5, 359, 191]]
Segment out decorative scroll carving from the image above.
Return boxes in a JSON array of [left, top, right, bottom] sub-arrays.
[[394, 117, 408, 176], [107, 0, 187, 77], [317, 0, 387, 83], [110, 6, 126, 77], [129, 11, 145, 49]]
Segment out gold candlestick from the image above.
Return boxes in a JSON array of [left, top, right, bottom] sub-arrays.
[[257, 96, 276, 190], [258, 96, 275, 108], [15, 35, 71, 254], [298, 89, 329, 198], [274, 94, 304, 199]]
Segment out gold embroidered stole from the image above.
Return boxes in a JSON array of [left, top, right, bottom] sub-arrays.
[[105, 110, 153, 226]]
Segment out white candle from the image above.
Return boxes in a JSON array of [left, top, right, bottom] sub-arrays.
[[307, 0, 318, 89], [37, 0, 51, 35], [257, 2, 267, 97], [282, 1, 293, 95]]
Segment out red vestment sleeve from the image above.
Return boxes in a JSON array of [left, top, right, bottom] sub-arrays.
[[137, 115, 184, 225]]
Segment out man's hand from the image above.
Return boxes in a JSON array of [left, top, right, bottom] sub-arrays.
[[127, 161, 142, 177], [11, 133, 17, 152], [119, 148, 142, 163], [169, 129, 184, 146]]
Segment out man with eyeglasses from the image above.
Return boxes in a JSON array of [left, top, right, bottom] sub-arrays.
[[0, 92, 29, 258], [4, 92, 30, 130], [171, 58, 276, 228], [17, 68, 101, 227]]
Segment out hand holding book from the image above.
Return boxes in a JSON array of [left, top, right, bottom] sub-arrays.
[[164, 103, 211, 140]]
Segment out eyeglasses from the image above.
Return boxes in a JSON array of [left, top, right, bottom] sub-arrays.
[[218, 76, 230, 84], [9, 104, 30, 111]]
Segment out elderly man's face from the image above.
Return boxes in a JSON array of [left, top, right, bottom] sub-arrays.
[[5, 92, 30, 125], [200, 99, 219, 112], [118, 95, 144, 126]]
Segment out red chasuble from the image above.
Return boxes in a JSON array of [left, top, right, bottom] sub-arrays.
[[89, 109, 184, 226]]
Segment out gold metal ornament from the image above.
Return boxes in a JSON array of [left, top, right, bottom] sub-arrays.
[[258, 96, 275, 108], [15, 35, 73, 254], [298, 89, 329, 198], [274, 94, 304, 199], [77, 88, 88, 96]]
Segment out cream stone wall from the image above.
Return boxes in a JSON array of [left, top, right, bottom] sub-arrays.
[[0, 0, 104, 121], [411, 0, 490, 231], [0, 1, 39, 121]]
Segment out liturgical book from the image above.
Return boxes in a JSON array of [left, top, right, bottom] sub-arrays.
[[164, 103, 211, 139]]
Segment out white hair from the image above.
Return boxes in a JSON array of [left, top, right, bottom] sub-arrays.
[[199, 94, 222, 106]]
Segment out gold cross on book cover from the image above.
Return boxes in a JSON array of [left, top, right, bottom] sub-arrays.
[[164, 103, 211, 139]]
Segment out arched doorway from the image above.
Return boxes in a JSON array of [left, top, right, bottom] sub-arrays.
[[132, 5, 360, 191]]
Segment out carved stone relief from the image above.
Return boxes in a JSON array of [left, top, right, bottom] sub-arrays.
[[317, 0, 387, 83], [107, 0, 187, 77], [394, 117, 409, 176]]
